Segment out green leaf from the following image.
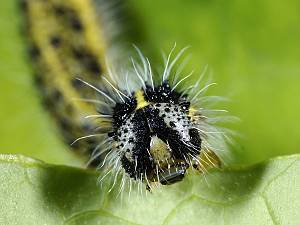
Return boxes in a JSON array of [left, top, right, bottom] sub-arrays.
[[1, 154, 299, 225]]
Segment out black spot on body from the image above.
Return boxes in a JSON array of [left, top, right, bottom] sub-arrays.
[[71, 78, 83, 89], [29, 45, 40, 58], [72, 48, 102, 75], [72, 48, 84, 59], [50, 36, 62, 48], [59, 118, 72, 131], [52, 89, 63, 101], [34, 74, 44, 87], [71, 18, 83, 31], [87, 58, 101, 74], [19, 0, 28, 11], [54, 6, 66, 15], [53, 5, 83, 31], [169, 121, 176, 128]]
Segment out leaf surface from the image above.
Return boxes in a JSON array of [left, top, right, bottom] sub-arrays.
[[0, 154, 299, 225]]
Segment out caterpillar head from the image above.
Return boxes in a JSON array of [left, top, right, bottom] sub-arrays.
[[77, 46, 229, 191], [111, 81, 202, 187]]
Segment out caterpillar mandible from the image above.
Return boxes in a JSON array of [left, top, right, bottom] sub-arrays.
[[21, 0, 230, 191]]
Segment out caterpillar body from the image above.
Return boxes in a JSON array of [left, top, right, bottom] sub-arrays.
[[20, 0, 130, 165], [21, 0, 229, 190]]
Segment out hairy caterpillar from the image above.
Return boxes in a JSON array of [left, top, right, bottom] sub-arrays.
[[21, 0, 230, 191], [75, 45, 229, 192]]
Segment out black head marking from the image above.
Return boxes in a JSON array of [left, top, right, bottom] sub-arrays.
[[144, 82, 182, 103], [112, 83, 202, 184]]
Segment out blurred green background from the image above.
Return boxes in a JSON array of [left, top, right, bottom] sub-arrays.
[[0, 0, 299, 167]]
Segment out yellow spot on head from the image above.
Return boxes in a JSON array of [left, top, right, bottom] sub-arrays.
[[188, 107, 197, 117], [135, 90, 149, 109]]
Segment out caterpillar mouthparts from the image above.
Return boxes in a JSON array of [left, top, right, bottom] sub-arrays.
[[75, 45, 230, 192]]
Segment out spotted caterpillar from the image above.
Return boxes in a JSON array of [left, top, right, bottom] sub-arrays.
[[21, 0, 229, 191]]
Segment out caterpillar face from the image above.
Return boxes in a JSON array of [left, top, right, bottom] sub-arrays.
[[112, 82, 201, 185]]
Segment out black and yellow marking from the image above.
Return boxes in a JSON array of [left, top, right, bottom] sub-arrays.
[[21, 0, 118, 159], [134, 90, 150, 110]]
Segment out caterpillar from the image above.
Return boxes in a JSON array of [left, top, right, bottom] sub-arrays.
[[21, 0, 230, 191], [74, 46, 228, 192]]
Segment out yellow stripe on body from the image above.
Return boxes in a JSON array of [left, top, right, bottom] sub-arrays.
[[135, 90, 149, 110], [69, 0, 108, 72], [29, 1, 97, 119], [25, 0, 116, 158]]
